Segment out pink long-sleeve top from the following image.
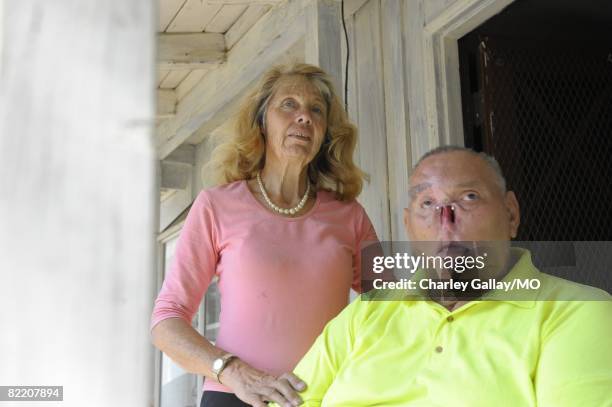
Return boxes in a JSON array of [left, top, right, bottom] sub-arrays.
[[151, 180, 378, 393]]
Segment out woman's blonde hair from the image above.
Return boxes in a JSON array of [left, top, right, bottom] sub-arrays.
[[206, 62, 366, 201]]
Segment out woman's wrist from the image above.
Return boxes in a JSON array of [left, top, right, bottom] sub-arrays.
[[217, 356, 246, 386], [212, 353, 237, 384]]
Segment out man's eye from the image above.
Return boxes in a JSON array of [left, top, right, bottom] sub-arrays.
[[463, 192, 479, 201], [420, 199, 434, 208]]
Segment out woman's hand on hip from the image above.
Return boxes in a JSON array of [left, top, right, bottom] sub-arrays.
[[220, 358, 306, 407]]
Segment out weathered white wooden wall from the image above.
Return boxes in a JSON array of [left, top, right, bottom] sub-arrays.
[[341, 0, 515, 241], [0, 1, 156, 406], [342, 0, 411, 242], [304, 0, 343, 93]]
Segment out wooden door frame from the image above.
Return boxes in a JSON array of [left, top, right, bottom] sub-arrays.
[[416, 0, 517, 154]]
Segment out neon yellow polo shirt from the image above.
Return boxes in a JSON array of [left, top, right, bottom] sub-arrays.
[[276, 249, 612, 406]]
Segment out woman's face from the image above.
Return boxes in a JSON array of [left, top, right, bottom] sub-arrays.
[[262, 75, 328, 168]]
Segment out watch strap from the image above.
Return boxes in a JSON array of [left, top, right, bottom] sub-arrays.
[[213, 353, 236, 384]]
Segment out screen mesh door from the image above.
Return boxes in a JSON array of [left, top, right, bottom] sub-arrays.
[[464, 36, 612, 241]]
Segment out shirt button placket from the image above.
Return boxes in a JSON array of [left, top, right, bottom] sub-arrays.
[[434, 314, 455, 355]]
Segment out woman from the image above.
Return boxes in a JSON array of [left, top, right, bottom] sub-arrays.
[[151, 63, 378, 407]]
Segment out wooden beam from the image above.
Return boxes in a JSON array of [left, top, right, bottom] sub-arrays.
[[157, 33, 225, 70], [157, 89, 177, 118], [156, 0, 310, 159]]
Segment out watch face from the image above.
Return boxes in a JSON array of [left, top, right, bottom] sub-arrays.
[[213, 358, 223, 372]]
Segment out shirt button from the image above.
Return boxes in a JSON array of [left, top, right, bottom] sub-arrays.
[[447, 315, 454, 322], [435, 346, 443, 353]]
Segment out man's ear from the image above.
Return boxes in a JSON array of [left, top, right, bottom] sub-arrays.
[[403, 207, 412, 239], [505, 191, 520, 239]]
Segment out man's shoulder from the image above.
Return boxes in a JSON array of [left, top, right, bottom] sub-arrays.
[[537, 271, 611, 302], [533, 272, 612, 335]]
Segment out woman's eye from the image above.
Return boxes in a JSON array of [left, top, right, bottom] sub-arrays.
[[312, 106, 323, 114], [282, 99, 296, 108]]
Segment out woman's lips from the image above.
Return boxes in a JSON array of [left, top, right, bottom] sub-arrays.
[[288, 132, 311, 142]]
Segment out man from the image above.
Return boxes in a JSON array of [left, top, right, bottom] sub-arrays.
[[274, 146, 612, 406]]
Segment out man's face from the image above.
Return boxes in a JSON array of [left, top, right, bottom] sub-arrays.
[[404, 151, 520, 247]]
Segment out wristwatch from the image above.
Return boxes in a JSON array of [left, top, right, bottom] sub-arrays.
[[212, 353, 236, 384]]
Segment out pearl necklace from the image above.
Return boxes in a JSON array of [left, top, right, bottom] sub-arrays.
[[256, 172, 310, 215]]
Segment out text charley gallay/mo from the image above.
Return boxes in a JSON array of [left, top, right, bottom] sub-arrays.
[[373, 278, 541, 292]]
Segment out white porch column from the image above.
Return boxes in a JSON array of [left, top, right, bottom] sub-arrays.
[[0, 1, 156, 406]]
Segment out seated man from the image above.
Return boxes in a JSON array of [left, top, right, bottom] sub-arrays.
[[273, 146, 612, 406]]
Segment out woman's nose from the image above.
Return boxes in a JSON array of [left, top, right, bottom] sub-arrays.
[[296, 109, 312, 125]]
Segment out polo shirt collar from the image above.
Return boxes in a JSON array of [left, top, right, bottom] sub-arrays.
[[396, 247, 539, 309]]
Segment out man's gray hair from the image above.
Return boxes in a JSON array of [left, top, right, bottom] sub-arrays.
[[413, 145, 507, 193]]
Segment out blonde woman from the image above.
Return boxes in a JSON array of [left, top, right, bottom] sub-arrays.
[[151, 63, 378, 407]]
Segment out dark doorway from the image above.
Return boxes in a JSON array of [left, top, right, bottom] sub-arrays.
[[459, 0, 612, 242], [458, 0, 612, 291]]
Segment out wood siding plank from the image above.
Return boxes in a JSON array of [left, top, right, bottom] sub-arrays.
[[157, 69, 171, 87], [159, 69, 191, 88], [381, 0, 411, 241], [158, 89, 177, 117], [159, 0, 188, 31], [166, 0, 222, 32], [176, 68, 211, 101], [353, 0, 391, 241], [205, 4, 248, 33], [225, 5, 271, 49], [304, 0, 343, 94]]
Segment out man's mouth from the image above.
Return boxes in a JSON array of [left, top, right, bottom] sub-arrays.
[[436, 241, 473, 257]]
